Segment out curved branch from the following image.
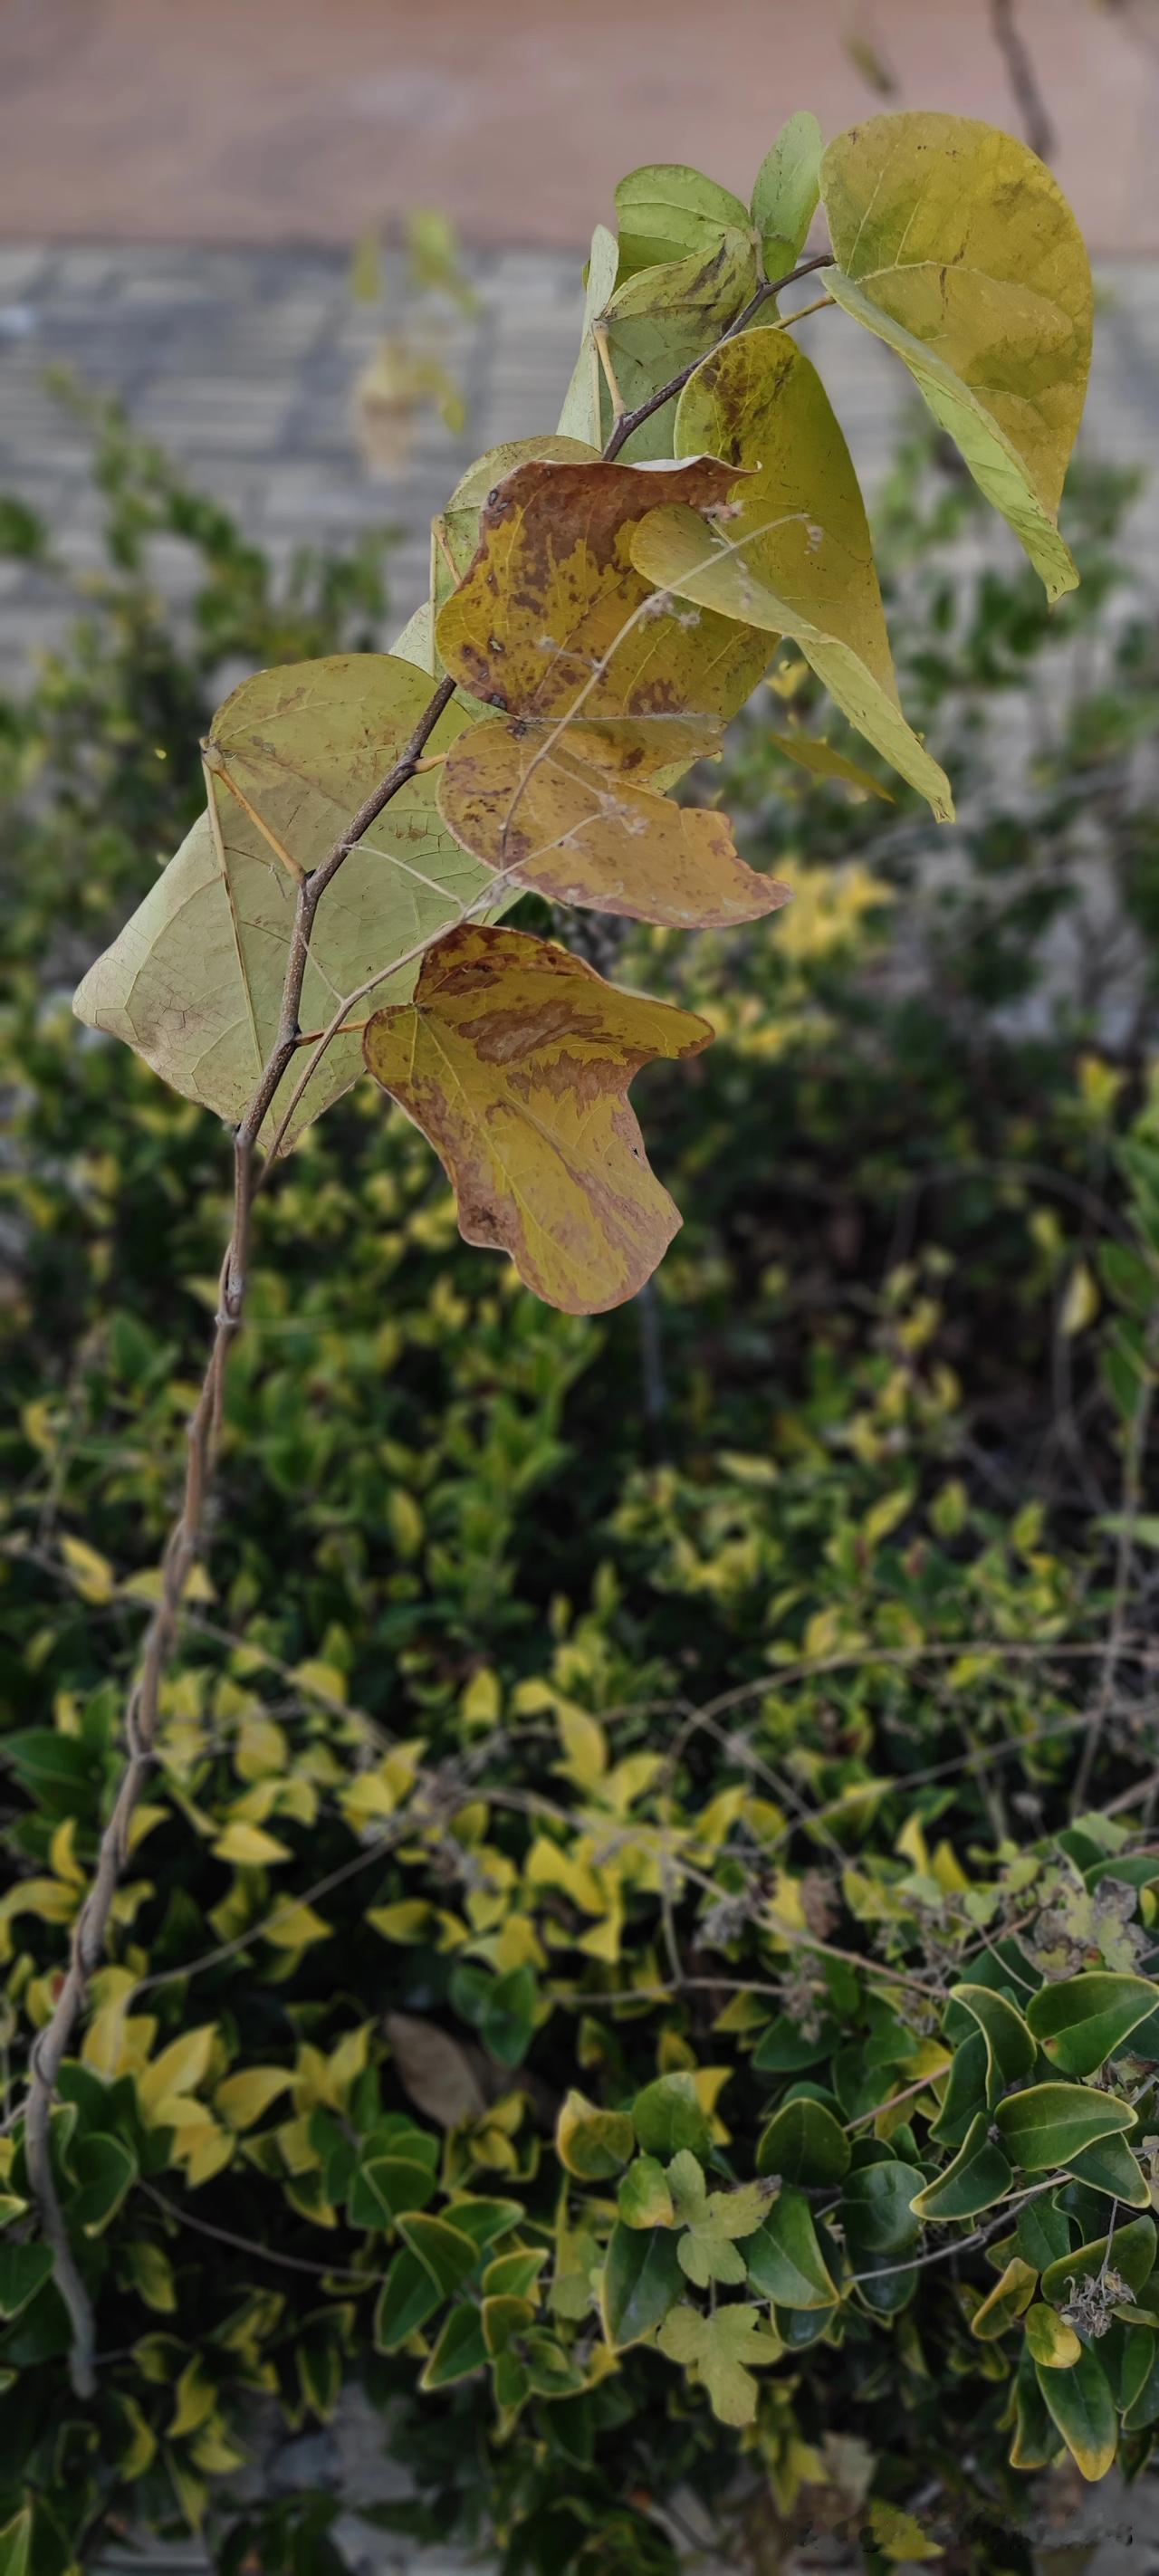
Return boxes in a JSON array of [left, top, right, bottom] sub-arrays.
[[23, 671, 455, 2398]]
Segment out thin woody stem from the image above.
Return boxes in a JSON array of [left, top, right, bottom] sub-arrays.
[[24, 669, 455, 2398]]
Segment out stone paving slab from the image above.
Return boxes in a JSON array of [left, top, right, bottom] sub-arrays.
[[0, 244, 1157, 704]]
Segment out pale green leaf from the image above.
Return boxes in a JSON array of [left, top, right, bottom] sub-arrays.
[[752, 113, 823, 276], [558, 225, 621, 446], [615, 164, 752, 276], [657, 2299, 781, 2426], [73, 657, 490, 1144], [1035, 2344, 1117, 2481]]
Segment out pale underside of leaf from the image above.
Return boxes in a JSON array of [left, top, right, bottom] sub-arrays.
[[437, 714, 790, 927], [73, 656, 491, 1144], [614, 163, 752, 277], [558, 226, 621, 449], [819, 112, 1092, 600], [361, 923, 712, 1315]]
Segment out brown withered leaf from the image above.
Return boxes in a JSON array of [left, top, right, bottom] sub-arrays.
[[385, 2012, 487, 2128], [362, 924, 712, 1313], [434, 456, 770, 731], [436, 713, 790, 927]]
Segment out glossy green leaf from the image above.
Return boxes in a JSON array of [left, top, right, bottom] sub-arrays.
[[951, 1983, 1036, 2102], [373, 2251, 443, 2352], [347, 2154, 437, 2231], [1123, 2343, 1159, 2433], [755, 2095, 849, 2186], [420, 2303, 488, 2389], [68, 2131, 137, 2236], [633, 329, 953, 816], [994, 2083, 1136, 2172], [480, 1965, 539, 2068], [929, 2027, 989, 2150], [1035, 2345, 1117, 2481], [1026, 1972, 1159, 2078], [819, 112, 1092, 600], [752, 114, 823, 276], [910, 2113, 1011, 2222], [1010, 2347, 1062, 2469], [744, 2185, 838, 2309], [840, 2157, 920, 2251], [482, 2291, 534, 2356], [398, 2211, 481, 2298], [441, 2197, 524, 2249], [1065, 2129, 1151, 2208], [1014, 2196, 1072, 2274], [0, 2243, 54, 2322], [600, 2219, 684, 2350], [482, 2248, 548, 2301]]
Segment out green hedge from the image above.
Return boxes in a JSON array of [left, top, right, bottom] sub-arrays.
[[2, 393, 1159, 2573]]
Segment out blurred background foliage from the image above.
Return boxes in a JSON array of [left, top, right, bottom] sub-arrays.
[[3, 385, 1159, 2569]]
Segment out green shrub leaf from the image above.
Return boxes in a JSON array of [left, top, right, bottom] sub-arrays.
[[600, 2221, 684, 2351], [1026, 1972, 1159, 2078], [994, 2083, 1136, 2172]]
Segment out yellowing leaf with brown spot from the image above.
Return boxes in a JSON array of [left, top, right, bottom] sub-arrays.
[[73, 656, 490, 1142], [432, 435, 599, 631], [434, 457, 770, 732], [630, 329, 953, 819], [437, 713, 790, 926], [819, 113, 1092, 600], [363, 924, 711, 1313]]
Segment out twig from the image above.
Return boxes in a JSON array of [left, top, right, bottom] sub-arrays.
[[23, 670, 455, 2398], [989, 0, 1056, 164], [602, 253, 835, 461], [1071, 1309, 1159, 1815]]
